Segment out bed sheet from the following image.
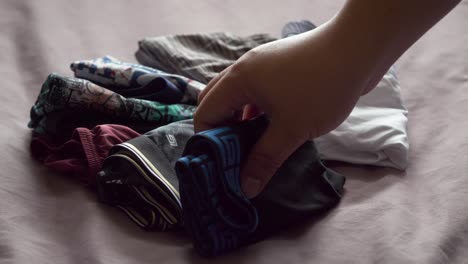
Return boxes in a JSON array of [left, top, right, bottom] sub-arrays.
[[1, 0, 467, 263]]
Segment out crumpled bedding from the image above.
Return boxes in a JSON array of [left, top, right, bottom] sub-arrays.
[[1, 0, 468, 263]]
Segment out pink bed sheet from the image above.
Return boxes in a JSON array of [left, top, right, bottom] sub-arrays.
[[1, 0, 467, 263]]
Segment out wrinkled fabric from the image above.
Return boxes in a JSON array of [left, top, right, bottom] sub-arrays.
[[281, 20, 316, 38], [97, 116, 344, 256], [97, 120, 194, 231], [31, 124, 140, 185], [176, 116, 345, 257], [71, 56, 205, 104], [136, 31, 409, 170], [136, 33, 276, 84], [2, 1, 468, 263], [28, 73, 196, 137], [315, 66, 409, 169]]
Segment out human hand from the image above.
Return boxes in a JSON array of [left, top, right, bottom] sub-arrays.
[[194, 19, 386, 198]]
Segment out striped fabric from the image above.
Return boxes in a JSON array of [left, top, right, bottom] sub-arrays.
[[97, 148, 181, 231], [97, 119, 194, 231], [135, 21, 317, 84], [136, 33, 276, 83], [96, 114, 345, 256], [134, 22, 409, 170], [175, 115, 345, 257]]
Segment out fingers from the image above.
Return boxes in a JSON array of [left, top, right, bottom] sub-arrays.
[[194, 66, 250, 133], [242, 104, 261, 120], [198, 66, 230, 104], [240, 122, 304, 198]]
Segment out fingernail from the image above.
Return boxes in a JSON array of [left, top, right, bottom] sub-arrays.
[[242, 177, 262, 199]]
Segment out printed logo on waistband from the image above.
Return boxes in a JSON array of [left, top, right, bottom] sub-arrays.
[[166, 134, 178, 147], [105, 179, 123, 184]]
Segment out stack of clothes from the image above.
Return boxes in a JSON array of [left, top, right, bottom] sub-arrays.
[[28, 21, 409, 257]]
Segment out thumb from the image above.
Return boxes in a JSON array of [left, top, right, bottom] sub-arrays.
[[240, 122, 304, 198]]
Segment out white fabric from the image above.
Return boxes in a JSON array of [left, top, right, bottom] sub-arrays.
[[316, 66, 409, 170]]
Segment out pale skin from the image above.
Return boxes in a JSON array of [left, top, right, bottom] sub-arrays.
[[194, 0, 462, 198]]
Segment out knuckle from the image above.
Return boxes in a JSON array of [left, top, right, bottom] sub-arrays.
[[229, 49, 260, 77], [243, 47, 262, 60], [227, 61, 246, 79]]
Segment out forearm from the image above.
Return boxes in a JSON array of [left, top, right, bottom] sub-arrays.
[[328, 0, 462, 91]]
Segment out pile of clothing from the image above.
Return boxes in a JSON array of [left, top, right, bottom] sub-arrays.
[[28, 21, 408, 257]]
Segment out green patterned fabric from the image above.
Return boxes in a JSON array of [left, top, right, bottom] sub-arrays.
[[28, 73, 196, 136]]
